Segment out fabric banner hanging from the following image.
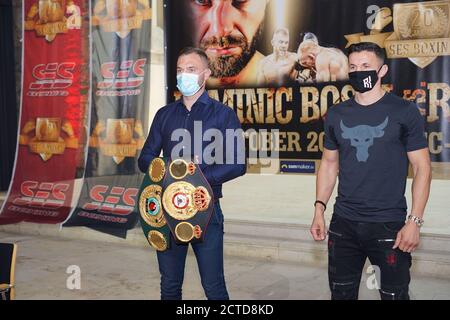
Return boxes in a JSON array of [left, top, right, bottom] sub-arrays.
[[62, 0, 152, 237], [164, 0, 450, 177]]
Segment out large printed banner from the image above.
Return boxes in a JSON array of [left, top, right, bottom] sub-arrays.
[[0, 0, 89, 224], [164, 0, 450, 177], [62, 0, 152, 237]]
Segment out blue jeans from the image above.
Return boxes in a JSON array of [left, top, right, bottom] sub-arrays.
[[156, 201, 229, 300]]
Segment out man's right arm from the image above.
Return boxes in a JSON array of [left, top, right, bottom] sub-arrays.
[[256, 59, 267, 85], [316, 148, 339, 209], [315, 53, 332, 83], [138, 110, 163, 173], [310, 148, 339, 241], [289, 53, 301, 80]]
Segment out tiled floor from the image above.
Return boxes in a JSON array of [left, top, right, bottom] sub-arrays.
[[1, 231, 449, 300]]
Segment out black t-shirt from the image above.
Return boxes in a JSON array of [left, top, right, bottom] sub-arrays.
[[324, 92, 428, 222]]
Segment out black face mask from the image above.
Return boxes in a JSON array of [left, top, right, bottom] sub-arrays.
[[348, 66, 383, 93]]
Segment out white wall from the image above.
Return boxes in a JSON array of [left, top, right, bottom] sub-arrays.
[[221, 174, 450, 235]]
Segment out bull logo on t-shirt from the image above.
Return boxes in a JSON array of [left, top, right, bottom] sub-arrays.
[[340, 117, 389, 162]]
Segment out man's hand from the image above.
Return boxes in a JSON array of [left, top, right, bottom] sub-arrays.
[[310, 209, 327, 241], [393, 221, 420, 253], [298, 69, 313, 83]]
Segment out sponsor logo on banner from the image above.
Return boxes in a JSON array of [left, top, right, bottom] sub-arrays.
[[345, 1, 450, 68], [81, 185, 139, 219], [96, 59, 147, 96], [28, 62, 76, 97], [385, 1, 450, 68], [280, 161, 316, 174], [24, 0, 82, 42], [89, 118, 145, 164], [92, 0, 151, 38], [19, 117, 79, 161], [12, 181, 70, 210]]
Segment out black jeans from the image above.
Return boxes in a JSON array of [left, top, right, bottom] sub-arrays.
[[328, 214, 412, 300]]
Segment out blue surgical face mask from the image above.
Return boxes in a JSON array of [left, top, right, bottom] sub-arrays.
[[176, 70, 206, 97]]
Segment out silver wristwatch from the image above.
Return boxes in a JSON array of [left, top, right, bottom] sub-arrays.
[[406, 215, 424, 228]]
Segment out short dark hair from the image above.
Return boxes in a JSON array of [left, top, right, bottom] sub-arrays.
[[347, 42, 385, 64], [178, 47, 209, 67]]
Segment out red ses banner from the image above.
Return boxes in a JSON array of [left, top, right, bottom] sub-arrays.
[[0, 0, 89, 224]]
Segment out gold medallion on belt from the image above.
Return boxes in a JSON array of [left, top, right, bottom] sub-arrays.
[[174, 222, 203, 243], [162, 181, 211, 221], [149, 157, 166, 182], [148, 230, 168, 251], [139, 185, 166, 228]]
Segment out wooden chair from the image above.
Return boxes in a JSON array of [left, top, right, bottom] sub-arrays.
[[0, 243, 17, 300]]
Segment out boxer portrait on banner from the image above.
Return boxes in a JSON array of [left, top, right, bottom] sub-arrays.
[[180, 0, 270, 88], [297, 32, 349, 83], [257, 27, 299, 87]]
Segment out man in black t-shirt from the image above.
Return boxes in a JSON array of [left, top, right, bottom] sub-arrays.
[[310, 42, 432, 300]]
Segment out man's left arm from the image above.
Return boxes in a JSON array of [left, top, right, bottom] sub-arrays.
[[408, 149, 432, 224], [394, 105, 432, 253], [393, 149, 431, 253], [289, 54, 301, 81], [256, 59, 267, 86], [137, 109, 163, 173], [202, 110, 246, 186]]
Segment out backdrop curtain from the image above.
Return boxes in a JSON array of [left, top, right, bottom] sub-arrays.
[[0, 0, 18, 191]]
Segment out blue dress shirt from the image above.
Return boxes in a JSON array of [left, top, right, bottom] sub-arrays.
[[138, 91, 246, 199]]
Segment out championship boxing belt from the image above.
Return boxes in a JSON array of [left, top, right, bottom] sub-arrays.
[[138, 157, 172, 252], [161, 159, 214, 245]]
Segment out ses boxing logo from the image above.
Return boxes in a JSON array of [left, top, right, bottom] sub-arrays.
[[345, 2, 450, 69], [28, 62, 76, 97], [24, 0, 82, 42], [96, 59, 147, 97], [92, 0, 151, 39], [82, 185, 138, 216], [12, 181, 70, 209]]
